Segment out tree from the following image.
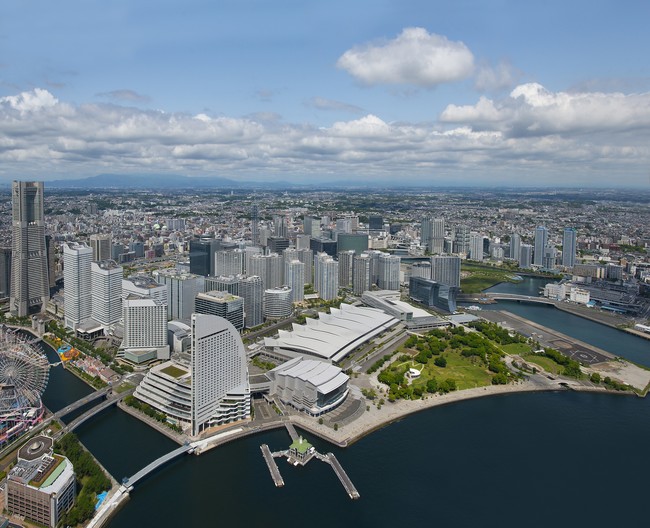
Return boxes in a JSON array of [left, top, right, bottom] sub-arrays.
[[334, 423, 339, 431], [426, 378, 438, 393], [590, 372, 601, 384], [434, 356, 447, 368]]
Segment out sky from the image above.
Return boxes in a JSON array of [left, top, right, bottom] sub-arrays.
[[1, 0, 650, 187]]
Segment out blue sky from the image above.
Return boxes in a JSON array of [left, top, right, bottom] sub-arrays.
[[1, 0, 649, 187]]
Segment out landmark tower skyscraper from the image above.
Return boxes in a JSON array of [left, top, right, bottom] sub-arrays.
[[10, 181, 50, 316]]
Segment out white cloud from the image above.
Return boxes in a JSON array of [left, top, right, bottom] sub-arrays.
[[0, 88, 58, 113], [441, 82, 650, 136], [0, 87, 649, 186], [337, 27, 474, 87]]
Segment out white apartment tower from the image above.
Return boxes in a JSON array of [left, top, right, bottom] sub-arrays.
[[562, 228, 577, 268], [285, 259, 305, 303], [353, 253, 372, 295], [91, 260, 123, 327], [534, 226, 548, 266], [63, 242, 92, 330], [191, 314, 250, 436], [431, 255, 461, 288], [378, 253, 400, 291]]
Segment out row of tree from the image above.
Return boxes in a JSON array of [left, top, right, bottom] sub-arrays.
[[55, 433, 112, 526]]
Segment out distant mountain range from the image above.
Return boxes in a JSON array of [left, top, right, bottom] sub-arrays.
[[43, 173, 288, 189]]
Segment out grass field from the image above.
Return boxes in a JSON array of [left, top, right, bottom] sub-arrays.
[[411, 350, 494, 390], [521, 354, 564, 375], [460, 262, 520, 294], [501, 343, 532, 355]]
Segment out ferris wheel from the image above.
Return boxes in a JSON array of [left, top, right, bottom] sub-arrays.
[[0, 338, 50, 403]]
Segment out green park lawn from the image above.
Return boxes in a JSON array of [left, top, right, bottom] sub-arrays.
[[501, 343, 532, 355], [519, 354, 564, 375], [460, 262, 519, 294], [409, 350, 494, 391]]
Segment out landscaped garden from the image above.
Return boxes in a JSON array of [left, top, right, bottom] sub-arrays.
[[377, 323, 525, 401]]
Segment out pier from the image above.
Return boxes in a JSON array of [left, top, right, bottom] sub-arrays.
[[322, 453, 360, 500], [285, 422, 299, 441], [260, 444, 284, 487], [260, 431, 360, 500]]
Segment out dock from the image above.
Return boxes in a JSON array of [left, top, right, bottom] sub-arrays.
[[260, 444, 284, 487], [260, 431, 359, 499], [322, 452, 360, 500]]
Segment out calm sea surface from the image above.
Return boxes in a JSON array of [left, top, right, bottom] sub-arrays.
[[39, 278, 650, 528]]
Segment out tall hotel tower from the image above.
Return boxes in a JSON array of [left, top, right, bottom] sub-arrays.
[[191, 314, 250, 436], [10, 181, 50, 316]]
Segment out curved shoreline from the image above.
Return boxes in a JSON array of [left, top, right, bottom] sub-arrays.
[[289, 379, 621, 448]]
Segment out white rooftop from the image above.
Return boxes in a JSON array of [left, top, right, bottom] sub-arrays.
[[264, 303, 398, 362]]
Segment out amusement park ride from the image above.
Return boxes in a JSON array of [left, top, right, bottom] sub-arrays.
[[0, 326, 51, 448]]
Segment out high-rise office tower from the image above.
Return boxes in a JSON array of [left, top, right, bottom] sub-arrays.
[[91, 260, 123, 327], [10, 181, 50, 316], [190, 314, 250, 435], [510, 233, 521, 261], [336, 233, 368, 254], [251, 203, 259, 246], [519, 244, 533, 269], [337, 250, 355, 288], [0, 247, 12, 298], [369, 215, 383, 232], [335, 217, 352, 233], [378, 254, 400, 291], [562, 228, 577, 268], [534, 226, 548, 266], [195, 291, 245, 331], [122, 296, 169, 356], [189, 237, 221, 277], [129, 241, 145, 258], [453, 225, 470, 255], [295, 234, 311, 250], [353, 253, 372, 295], [89, 234, 112, 262], [303, 217, 321, 238], [431, 255, 461, 288], [153, 268, 205, 321], [285, 259, 305, 303], [421, 217, 433, 250], [63, 242, 92, 330], [469, 233, 484, 261], [267, 236, 290, 255], [273, 215, 288, 238], [431, 218, 445, 254]]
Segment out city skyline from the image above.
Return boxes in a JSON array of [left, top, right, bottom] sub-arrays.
[[1, 1, 649, 187]]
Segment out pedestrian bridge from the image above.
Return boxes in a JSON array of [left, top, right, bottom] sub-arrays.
[[123, 443, 194, 489]]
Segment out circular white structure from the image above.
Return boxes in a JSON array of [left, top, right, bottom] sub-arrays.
[[0, 328, 49, 446], [0, 339, 50, 401]]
